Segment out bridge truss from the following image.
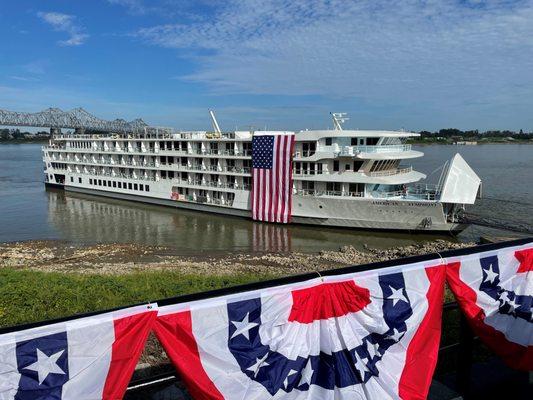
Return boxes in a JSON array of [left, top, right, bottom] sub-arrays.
[[0, 107, 149, 134]]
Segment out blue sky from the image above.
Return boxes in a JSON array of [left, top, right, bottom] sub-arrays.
[[0, 0, 532, 131]]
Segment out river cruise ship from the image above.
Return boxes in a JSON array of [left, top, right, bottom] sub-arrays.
[[42, 113, 481, 232]]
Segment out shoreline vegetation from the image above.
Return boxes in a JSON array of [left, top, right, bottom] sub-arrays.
[[0, 239, 472, 328], [1, 128, 532, 145], [407, 128, 533, 144]]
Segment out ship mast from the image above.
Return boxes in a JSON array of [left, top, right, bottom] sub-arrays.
[[209, 110, 222, 134], [331, 112, 349, 131]]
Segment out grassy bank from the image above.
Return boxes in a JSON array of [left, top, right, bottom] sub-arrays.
[[0, 268, 276, 328]]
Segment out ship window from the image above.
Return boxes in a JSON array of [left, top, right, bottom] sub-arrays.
[[134, 184, 138, 190], [353, 161, 364, 171], [108, 180, 111, 186], [118, 182, 121, 188], [128, 183, 132, 190], [70, 177, 73, 183], [333, 160, 339, 172], [317, 163, 323, 174], [161, 170, 167, 179], [325, 138, 332, 146], [351, 138, 358, 146], [146, 185, 150, 192], [349, 183, 364, 194], [367, 137, 379, 145], [345, 164, 351, 170], [98, 179, 102, 185], [168, 171, 174, 179], [113, 181, 116, 188], [294, 162, 301, 174], [326, 182, 341, 193], [103, 180, 107, 187], [89, 179, 92, 184], [302, 181, 315, 191], [78, 178, 82, 184]]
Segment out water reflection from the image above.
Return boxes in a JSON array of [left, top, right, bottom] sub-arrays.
[[46, 188, 451, 254]]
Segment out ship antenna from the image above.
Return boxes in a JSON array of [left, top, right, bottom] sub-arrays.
[[331, 112, 349, 131], [209, 109, 222, 134]]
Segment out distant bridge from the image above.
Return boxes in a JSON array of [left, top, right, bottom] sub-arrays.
[[0, 107, 148, 134]]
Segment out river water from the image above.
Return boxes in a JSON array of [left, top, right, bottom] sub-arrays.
[[0, 143, 531, 253]]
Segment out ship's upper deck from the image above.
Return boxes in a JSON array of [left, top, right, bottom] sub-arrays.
[[295, 129, 419, 141]]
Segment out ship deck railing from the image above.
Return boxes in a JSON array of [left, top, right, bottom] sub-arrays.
[[173, 194, 235, 207], [337, 144, 412, 155], [368, 166, 413, 177], [295, 189, 364, 197], [177, 179, 250, 191], [296, 144, 412, 158]]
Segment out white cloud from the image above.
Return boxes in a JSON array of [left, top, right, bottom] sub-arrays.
[[107, 0, 148, 15], [38, 12, 89, 46], [134, 0, 533, 114]]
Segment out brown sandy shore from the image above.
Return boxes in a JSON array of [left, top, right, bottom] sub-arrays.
[[0, 239, 475, 381], [0, 239, 473, 276]]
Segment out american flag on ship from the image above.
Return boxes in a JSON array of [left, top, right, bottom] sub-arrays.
[[251, 132, 295, 223]]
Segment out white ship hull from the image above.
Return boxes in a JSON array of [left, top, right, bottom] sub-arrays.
[[53, 183, 466, 232]]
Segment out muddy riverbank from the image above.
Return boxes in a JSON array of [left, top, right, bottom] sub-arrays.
[[0, 239, 474, 276]]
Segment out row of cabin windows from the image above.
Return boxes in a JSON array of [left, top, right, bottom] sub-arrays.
[[68, 141, 246, 153], [155, 157, 250, 169], [325, 182, 365, 193], [294, 161, 364, 174], [70, 177, 83, 184], [159, 171, 251, 185], [174, 187, 236, 200], [50, 162, 67, 170], [332, 160, 365, 172], [324, 137, 380, 146], [301, 181, 364, 193], [69, 141, 92, 149], [88, 178, 150, 192]]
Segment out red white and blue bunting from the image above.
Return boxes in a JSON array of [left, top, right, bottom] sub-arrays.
[[0, 239, 531, 400], [446, 244, 533, 370]]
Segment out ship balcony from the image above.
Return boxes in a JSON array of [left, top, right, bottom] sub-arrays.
[[295, 184, 439, 201], [295, 189, 364, 198], [191, 149, 252, 157], [176, 178, 250, 191], [293, 167, 425, 184], [294, 145, 422, 161]]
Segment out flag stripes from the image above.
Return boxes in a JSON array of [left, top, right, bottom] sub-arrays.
[[252, 133, 295, 223]]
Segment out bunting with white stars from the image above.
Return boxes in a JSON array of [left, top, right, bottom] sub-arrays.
[[155, 260, 446, 399], [446, 245, 533, 370], [0, 304, 157, 399]]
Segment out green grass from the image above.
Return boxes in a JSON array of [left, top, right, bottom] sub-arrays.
[[0, 268, 276, 328]]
